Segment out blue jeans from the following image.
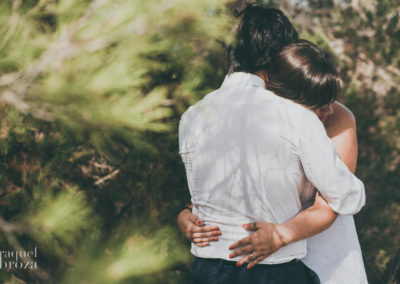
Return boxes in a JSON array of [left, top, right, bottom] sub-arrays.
[[191, 257, 320, 284]]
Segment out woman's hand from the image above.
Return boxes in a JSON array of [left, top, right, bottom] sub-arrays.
[[177, 208, 221, 247], [229, 192, 336, 270], [228, 222, 285, 269]]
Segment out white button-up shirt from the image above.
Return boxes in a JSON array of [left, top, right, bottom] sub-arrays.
[[179, 72, 365, 264]]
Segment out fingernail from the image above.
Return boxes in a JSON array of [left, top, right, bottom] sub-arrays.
[[196, 220, 203, 225], [217, 232, 222, 236], [229, 254, 234, 258], [213, 237, 219, 241], [242, 224, 247, 229], [247, 265, 252, 270], [236, 262, 242, 267]]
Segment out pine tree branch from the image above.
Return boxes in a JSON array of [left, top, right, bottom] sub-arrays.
[[94, 169, 120, 187]]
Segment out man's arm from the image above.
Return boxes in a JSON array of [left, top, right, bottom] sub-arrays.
[[229, 102, 360, 269], [272, 102, 359, 245], [298, 107, 365, 215]]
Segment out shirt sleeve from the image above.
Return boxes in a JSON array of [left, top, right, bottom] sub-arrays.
[[179, 107, 194, 154], [298, 111, 366, 215]]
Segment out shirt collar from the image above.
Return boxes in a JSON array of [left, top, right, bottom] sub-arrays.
[[221, 72, 266, 89]]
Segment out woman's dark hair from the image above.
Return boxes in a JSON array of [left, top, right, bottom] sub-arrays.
[[265, 39, 340, 108], [228, 4, 299, 73]]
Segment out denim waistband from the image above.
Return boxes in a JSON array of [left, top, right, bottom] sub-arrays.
[[197, 257, 299, 267]]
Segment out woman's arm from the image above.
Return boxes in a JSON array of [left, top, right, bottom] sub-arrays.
[[177, 208, 221, 247], [229, 102, 359, 269], [325, 101, 358, 172]]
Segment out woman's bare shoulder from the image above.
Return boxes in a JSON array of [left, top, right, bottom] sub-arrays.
[[325, 102, 356, 138]]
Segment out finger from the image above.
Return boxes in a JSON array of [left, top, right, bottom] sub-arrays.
[[187, 213, 206, 226], [190, 225, 220, 234], [229, 244, 253, 259], [189, 214, 203, 226], [193, 236, 219, 244], [243, 222, 258, 231], [235, 252, 258, 267], [247, 256, 264, 270], [193, 242, 210, 247], [195, 219, 204, 226], [193, 237, 219, 244], [192, 230, 221, 239], [229, 236, 251, 250]]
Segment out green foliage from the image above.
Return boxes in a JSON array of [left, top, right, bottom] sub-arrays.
[[62, 226, 191, 284], [0, 0, 229, 283], [26, 185, 93, 246]]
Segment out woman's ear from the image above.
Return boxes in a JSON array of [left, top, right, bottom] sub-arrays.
[[255, 70, 269, 83]]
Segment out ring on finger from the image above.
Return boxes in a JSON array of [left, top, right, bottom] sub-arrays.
[[249, 253, 256, 260]]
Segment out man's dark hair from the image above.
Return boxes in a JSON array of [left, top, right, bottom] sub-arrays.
[[265, 39, 339, 108], [227, 4, 298, 73]]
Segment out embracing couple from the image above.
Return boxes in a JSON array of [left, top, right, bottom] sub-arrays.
[[177, 4, 368, 284]]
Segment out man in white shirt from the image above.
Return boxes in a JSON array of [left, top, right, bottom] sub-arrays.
[[179, 4, 365, 284]]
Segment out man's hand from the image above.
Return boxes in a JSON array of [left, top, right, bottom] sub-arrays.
[[177, 209, 221, 247], [228, 222, 286, 269]]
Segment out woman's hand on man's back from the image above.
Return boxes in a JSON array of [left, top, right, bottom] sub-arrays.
[[228, 222, 285, 269], [177, 209, 221, 247]]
